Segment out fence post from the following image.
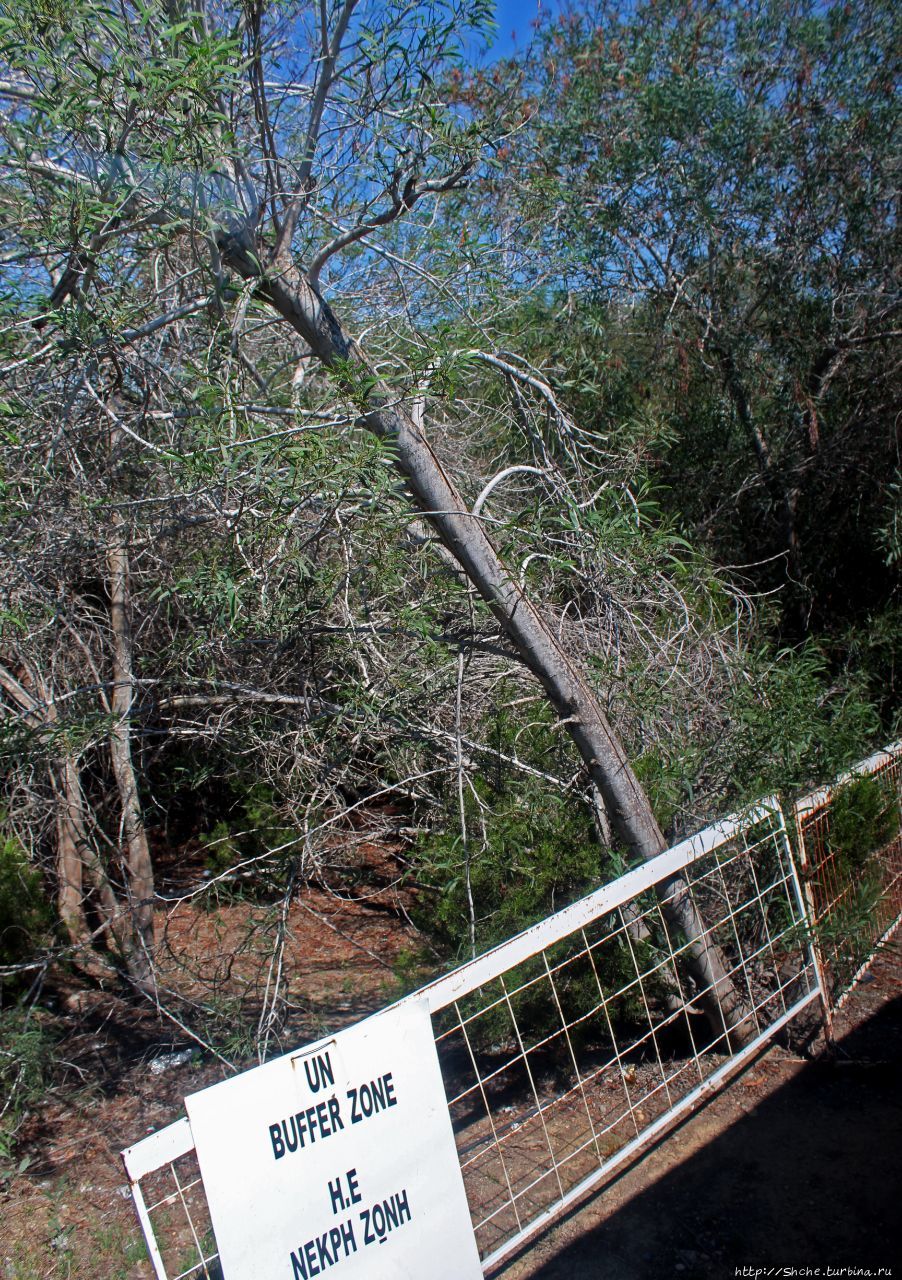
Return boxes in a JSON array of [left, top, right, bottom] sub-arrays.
[[792, 809, 837, 1051]]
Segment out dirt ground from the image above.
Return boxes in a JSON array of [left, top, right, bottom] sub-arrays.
[[0, 880, 428, 1280], [2, 908, 899, 1280]]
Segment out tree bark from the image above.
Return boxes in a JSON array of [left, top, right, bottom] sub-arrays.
[[52, 755, 90, 945], [107, 528, 155, 987], [0, 662, 92, 948], [53, 754, 143, 980], [0, 657, 150, 979], [219, 238, 754, 1046]]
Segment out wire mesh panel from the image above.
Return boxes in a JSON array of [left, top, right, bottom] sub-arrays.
[[123, 797, 820, 1277], [123, 1119, 221, 1280], [794, 741, 902, 1006], [427, 799, 818, 1268]]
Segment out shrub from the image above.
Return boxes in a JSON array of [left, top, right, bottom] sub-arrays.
[[416, 781, 601, 959], [0, 824, 49, 973], [826, 773, 896, 877], [0, 1008, 59, 1168]]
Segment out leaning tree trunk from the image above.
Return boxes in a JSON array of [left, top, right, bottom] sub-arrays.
[[220, 236, 753, 1047]]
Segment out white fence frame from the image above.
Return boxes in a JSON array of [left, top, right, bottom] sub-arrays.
[[123, 795, 822, 1278]]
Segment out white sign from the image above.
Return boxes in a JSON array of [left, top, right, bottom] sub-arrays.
[[185, 999, 482, 1280]]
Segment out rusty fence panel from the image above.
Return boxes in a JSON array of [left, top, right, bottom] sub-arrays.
[[123, 796, 820, 1277], [794, 740, 902, 1016]]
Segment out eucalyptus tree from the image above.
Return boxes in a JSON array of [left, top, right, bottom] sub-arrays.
[[0, 0, 755, 1040]]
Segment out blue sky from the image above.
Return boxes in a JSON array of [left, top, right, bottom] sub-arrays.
[[491, 0, 559, 57]]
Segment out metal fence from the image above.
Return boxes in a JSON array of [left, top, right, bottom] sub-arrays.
[[425, 797, 818, 1270], [794, 740, 902, 1017], [122, 742, 902, 1279], [123, 795, 822, 1277]]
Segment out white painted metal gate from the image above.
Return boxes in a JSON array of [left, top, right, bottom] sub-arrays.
[[123, 794, 821, 1277]]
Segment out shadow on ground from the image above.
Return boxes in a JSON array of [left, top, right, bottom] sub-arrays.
[[520, 994, 902, 1279]]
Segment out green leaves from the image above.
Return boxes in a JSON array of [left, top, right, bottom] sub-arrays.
[[417, 771, 601, 957], [522, 0, 900, 645], [0, 821, 50, 969]]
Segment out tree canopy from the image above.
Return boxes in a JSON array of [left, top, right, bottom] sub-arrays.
[[0, 0, 897, 1075]]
